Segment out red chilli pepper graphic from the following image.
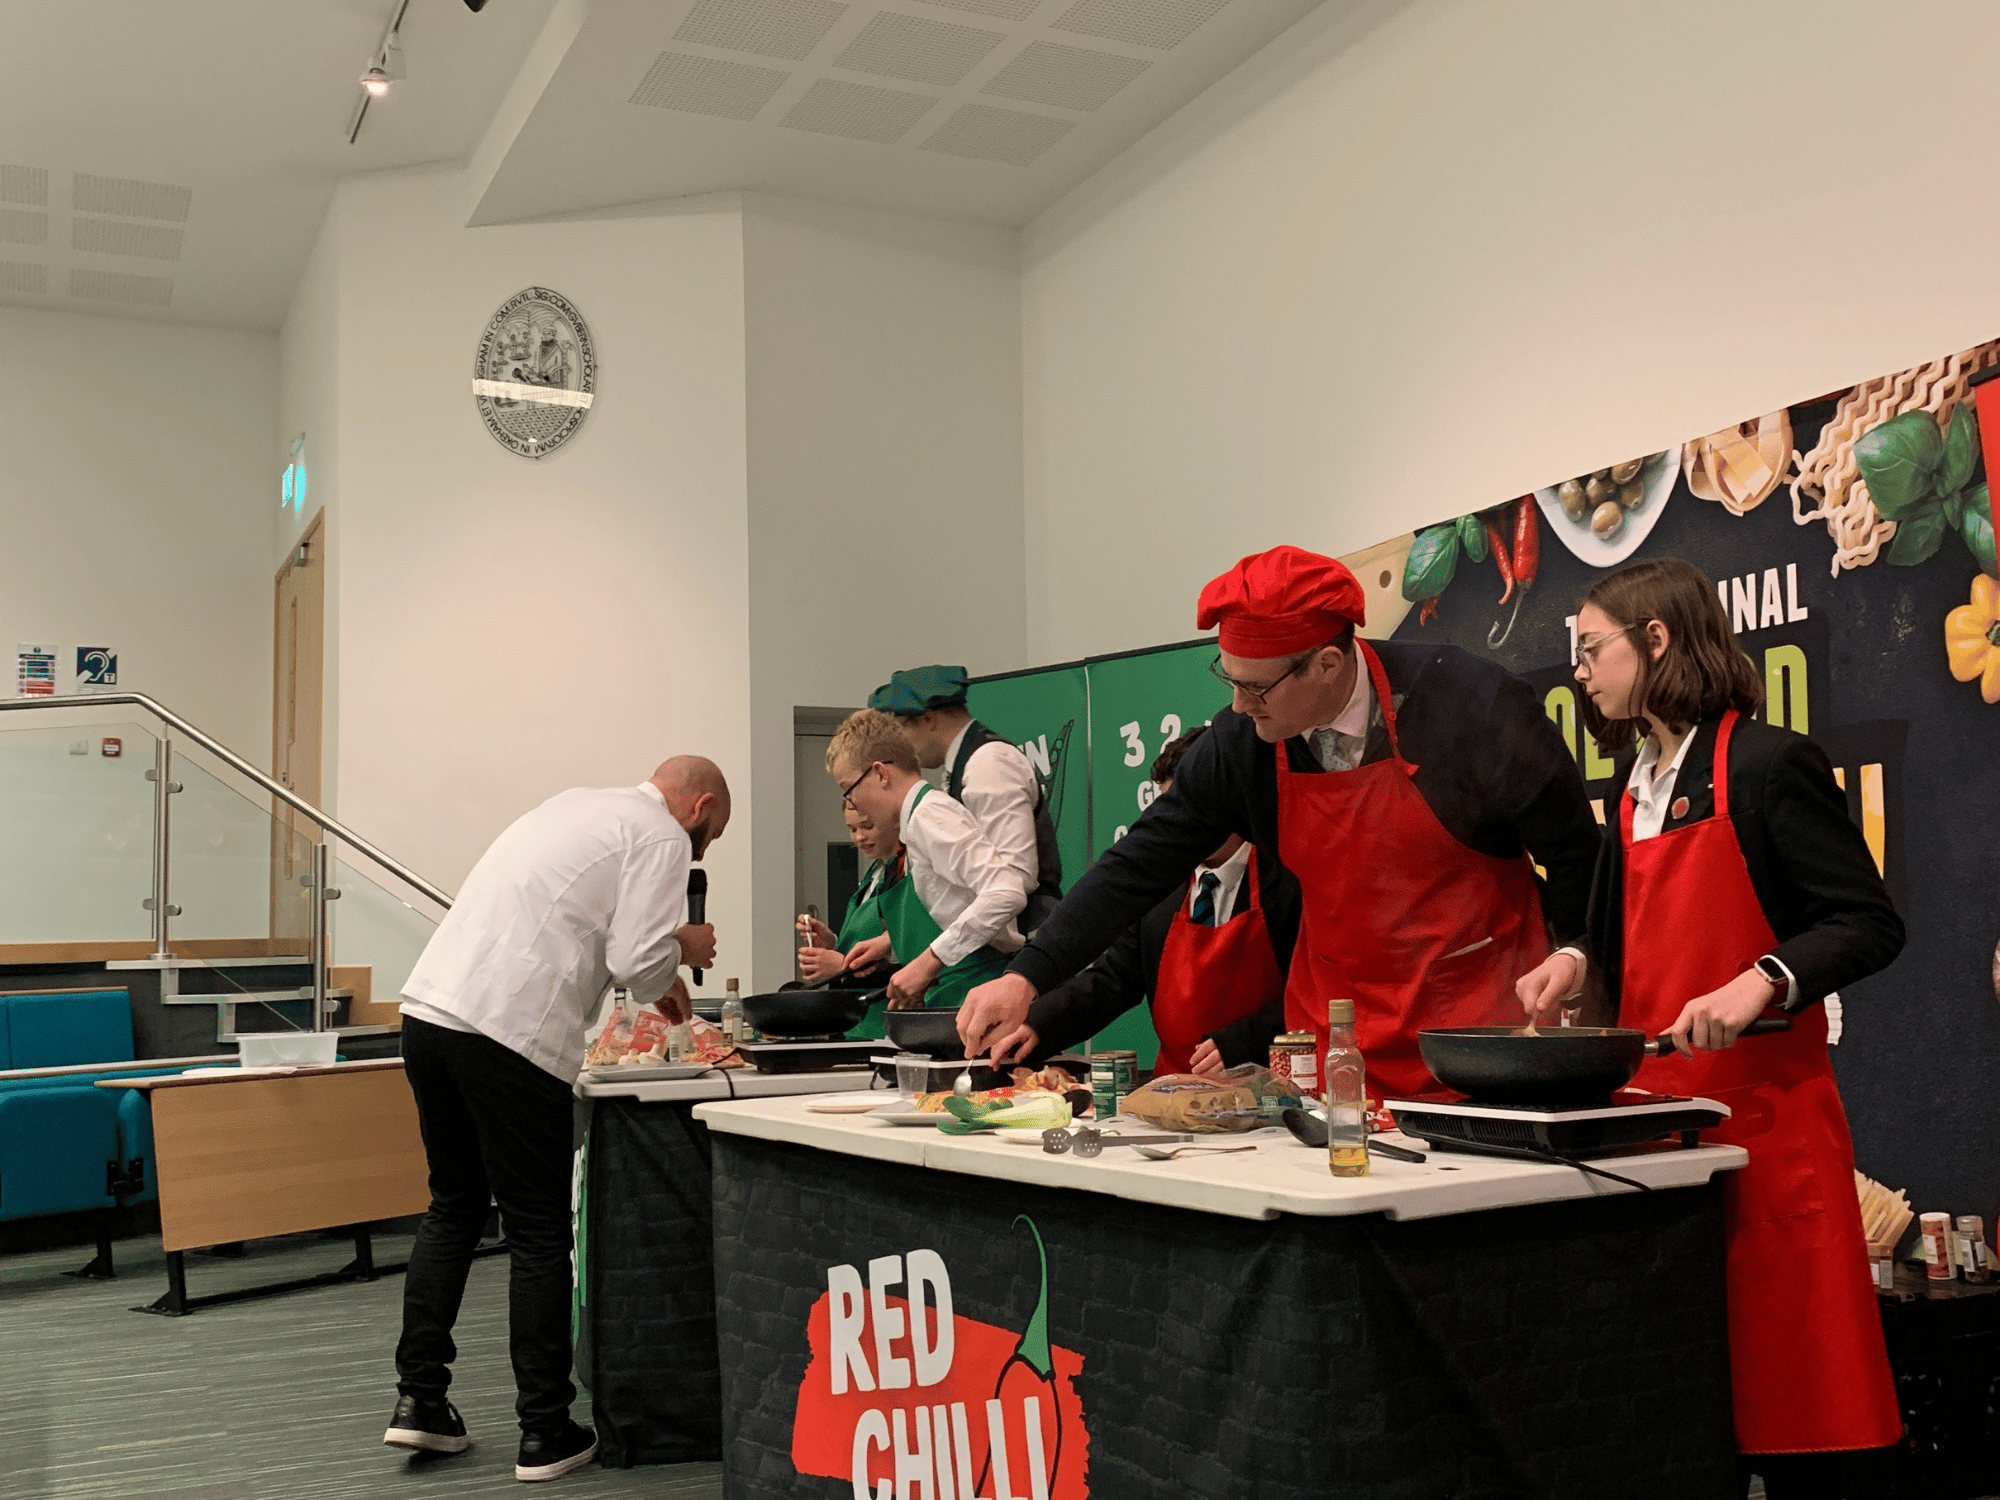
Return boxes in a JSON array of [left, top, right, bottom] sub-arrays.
[[1483, 513, 1515, 605], [1488, 496, 1538, 648], [977, 1216, 1061, 1498]]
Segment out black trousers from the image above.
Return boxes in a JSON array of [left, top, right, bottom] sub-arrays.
[[395, 1016, 577, 1434]]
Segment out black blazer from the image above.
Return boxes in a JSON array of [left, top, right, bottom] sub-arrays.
[[1023, 859, 1293, 1067], [1586, 713, 1904, 1015]]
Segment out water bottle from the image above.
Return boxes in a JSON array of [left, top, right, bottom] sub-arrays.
[[1325, 998, 1368, 1178]]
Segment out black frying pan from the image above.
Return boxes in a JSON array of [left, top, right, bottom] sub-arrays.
[[883, 1007, 965, 1059], [742, 987, 883, 1040], [1418, 1018, 1791, 1106]]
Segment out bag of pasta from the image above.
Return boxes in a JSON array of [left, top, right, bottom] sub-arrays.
[[1118, 1064, 1303, 1134]]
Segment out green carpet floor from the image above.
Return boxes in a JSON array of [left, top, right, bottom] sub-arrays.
[[0, 1231, 722, 1498]]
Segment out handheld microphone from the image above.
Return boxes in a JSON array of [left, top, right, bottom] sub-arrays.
[[686, 868, 707, 986]]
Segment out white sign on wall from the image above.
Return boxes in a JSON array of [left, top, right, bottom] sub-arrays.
[[15, 643, 56, 697]]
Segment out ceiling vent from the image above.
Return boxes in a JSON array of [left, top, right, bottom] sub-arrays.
[[674, 0, 848, 62], [73, 216, 184, 261], [984, 40, 1148, 111], [781, 78, 939, 144], [0, 208, 49, 246], [922, 102, 1073, 166], [0, 165, 48, 206], [834, 13, 1004, 86], [1053, 0, 1230, 50], [73, 173, 193, 223], [630, 51, 792, 120], [921, 0, 1039, 18], [69, 268, 173, 306], [0, 260, 46, 295]]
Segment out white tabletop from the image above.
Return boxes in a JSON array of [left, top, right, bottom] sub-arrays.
[[576, 1067, 878, 1104], [691, 1094, 1749, 1224]]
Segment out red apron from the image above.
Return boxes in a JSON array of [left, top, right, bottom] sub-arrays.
[[1620, 709, 1901, 1454], [1149, 847, 1285, 1075], [1275, 640, 1549, 1098]]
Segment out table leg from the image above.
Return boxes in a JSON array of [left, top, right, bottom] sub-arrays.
[[138, 1251, 191, 1316], [65, 1211, 118, 1281]]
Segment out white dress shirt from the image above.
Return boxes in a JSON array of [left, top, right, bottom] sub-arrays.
[[1187, 840, 1252, 923], [900, 781, 1027, 966], [401, 783, 691, 1082], [945, 722, 1042, 902]]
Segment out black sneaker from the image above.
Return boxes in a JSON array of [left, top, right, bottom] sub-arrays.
[[515, 1420, 597, 1482], [383, 1394, 472, 1454]]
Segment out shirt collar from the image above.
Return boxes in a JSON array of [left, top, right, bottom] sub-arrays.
[[943, 721, 972, 770], [1307, 651, 1373, 740], [898, 778, 927, 826], [1631, 728, 1698, 799], [636, 781, 666, 807], [1198, 840, 1252, 877]]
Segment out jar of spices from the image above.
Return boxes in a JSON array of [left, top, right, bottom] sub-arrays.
[[1956, 1215, 1993, 1284], [1920, 1212, 1956, 1281]]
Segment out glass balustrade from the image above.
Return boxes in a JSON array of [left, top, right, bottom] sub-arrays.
[[0, 716, 156, 944]]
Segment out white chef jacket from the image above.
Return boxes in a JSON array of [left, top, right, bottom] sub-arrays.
[[1186, 840, 1251, 922], [900, 780, 1027, 966], [943, 722, 1041, 901], [401, 782, 691, 1082]]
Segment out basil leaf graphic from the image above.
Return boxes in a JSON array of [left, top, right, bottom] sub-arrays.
[[1457, 512, 1488, 564], [1401, 525, 1461, 602], [1887, 503, 1948, 566], [1961, 484, 1997, 577], [1942, 404, 1981, 496], [1855, 410, 1944, 520]]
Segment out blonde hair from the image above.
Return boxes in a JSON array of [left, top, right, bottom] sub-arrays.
[[827, 709, 920, 776]]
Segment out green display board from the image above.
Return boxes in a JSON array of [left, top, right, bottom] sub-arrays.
[[962, 662, 1091, 899], [1083, 640, 1231, 858], [964, 640, 1230, 1070]]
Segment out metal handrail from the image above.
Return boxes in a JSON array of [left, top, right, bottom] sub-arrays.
[[0, 692, 452, 909]]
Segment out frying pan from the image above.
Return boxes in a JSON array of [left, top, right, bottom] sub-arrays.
[[1418, 1018, 1792, 1106], [883, 1007, 966, 1059], [741, 987, 883, 1040]]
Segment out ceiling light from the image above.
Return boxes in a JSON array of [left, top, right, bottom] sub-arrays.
[[360, 67, 392, 97]]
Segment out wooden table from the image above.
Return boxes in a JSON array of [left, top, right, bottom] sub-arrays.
[[100, 1059, 438, 1314]]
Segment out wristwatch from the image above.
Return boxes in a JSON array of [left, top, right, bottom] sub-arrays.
[[1752, 954, 1798, 1011]]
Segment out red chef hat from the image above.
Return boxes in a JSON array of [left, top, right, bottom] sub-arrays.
[[1196, 545, 1367, 657]]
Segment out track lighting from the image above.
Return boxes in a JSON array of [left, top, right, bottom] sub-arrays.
[[360, 67, 392, 98]]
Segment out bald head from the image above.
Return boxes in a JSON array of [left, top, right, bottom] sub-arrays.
[[650, 756, 732, 857]]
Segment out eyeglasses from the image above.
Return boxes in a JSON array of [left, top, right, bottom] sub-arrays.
[[1208, 651, 1314, 704], [838, 764, 876, 807], [1572, 627, 1636, 673]]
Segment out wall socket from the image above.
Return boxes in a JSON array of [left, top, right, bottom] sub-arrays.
[[69, 740, 88, 755]]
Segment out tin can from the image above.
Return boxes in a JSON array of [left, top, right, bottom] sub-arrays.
[[1090, 1050, 1137, 1119], [1270, 1032, 1319, 1097], [1956, 1215, 1993, 1283], [1920, 1212, 1955, 1280]]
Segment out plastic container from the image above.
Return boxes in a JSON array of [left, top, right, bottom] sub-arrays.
[[1921, 1212, 1956, 1281], [237, 1032, 339, 1068]]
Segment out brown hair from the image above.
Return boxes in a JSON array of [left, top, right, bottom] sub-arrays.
[[1151, 724, 1209, 785], [1577, 558, 1763, 751], [827, 709, 921, 776]]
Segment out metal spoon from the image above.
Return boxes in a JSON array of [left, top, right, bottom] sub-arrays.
[[1132, 1144, 1258, 1161]]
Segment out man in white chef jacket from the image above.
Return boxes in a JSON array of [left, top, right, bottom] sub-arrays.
[[382, 757, 728, 1483]]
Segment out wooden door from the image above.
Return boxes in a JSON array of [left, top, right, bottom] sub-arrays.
[[270, 511, 324, 952]]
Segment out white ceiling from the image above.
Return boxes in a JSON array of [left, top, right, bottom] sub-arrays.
[[0, 0, 1328, 331]]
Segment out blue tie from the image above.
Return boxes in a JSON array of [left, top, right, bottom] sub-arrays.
[[1191, 871, 1221, 927]]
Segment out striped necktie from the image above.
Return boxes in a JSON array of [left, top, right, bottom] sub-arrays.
[[1191, 871, 1221, 927]]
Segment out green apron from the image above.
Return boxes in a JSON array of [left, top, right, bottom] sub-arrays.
[[879, 785, 1015, 1010], [837, 860, 894, 1041]]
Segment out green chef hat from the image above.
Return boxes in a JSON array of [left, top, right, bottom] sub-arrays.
[[867, 664, 970, 716]]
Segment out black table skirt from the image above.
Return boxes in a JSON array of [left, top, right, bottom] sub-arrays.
[[711, 1134, 1736, 1500], [574, 1095, 723, 1467]]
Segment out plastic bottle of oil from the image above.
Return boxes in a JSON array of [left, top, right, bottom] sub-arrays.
[[1325, 998, 1368, 1177]]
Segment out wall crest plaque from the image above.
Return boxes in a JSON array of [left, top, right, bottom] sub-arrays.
[[471, 287, 596, 458]]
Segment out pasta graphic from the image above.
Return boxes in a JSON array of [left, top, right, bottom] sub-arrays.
[[1790, 340, 2000, 575]]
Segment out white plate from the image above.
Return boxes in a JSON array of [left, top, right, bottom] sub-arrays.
[[868, 1106, 950, 1126], [805, 1094, 897, 1114], [1533, 448, 1677, 569], [584, 1062, 709, 1081]]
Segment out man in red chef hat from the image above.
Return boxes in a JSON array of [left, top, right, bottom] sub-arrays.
[[958, 545, 1602, 1099]]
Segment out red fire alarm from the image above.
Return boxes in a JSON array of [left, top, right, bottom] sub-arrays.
[[101, 738, 121, 758]]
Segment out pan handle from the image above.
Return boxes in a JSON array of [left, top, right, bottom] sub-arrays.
[[1644, 1015, 1792, 1056]]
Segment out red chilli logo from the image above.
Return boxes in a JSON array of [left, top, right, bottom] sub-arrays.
[[792, 1216, 1089, 1499]]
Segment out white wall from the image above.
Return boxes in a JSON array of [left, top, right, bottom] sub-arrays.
[[741, 194, 1025, 988], [0, 305, 277, 751], [288, 167, 756, 968], [1021, 0, 2000, 660]]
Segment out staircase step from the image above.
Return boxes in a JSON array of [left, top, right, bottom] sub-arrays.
[[161, 988, 353, 1006]]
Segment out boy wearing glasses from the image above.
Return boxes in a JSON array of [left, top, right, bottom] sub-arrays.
[[960, 545, 1601, 1098], [827, 710, 1027, 1011]]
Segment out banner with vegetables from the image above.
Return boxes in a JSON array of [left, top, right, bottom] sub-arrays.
[[1383, 337, 2000, 1217]]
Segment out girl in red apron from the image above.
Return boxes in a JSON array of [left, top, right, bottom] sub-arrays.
[[1518, 558, 1904, 1499]]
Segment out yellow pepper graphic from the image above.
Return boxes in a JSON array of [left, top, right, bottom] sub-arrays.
[[1945, 573, 2000, 703]]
